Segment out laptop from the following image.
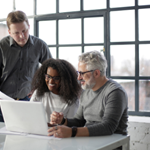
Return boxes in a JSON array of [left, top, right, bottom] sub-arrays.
[[0, 100, 48, 136]]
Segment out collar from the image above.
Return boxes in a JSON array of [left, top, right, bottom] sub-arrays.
[[28, 35, 34, 45], [9, 35, 34, 47], [9, 36, 15, 46]]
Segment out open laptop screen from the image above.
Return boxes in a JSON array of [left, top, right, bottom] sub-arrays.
[[0, 101, 48, 136]]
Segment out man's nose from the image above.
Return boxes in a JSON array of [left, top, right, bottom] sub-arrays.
[[77, 73, 82, 81], [19, 32, 24, 38]]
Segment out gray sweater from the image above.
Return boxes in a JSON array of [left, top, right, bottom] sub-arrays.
[[67, 79, 128, 136]]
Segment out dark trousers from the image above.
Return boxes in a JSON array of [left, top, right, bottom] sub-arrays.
[[18, 96, 30, 101], [0, 109, 4, 122], [0, 96, 30, 122]]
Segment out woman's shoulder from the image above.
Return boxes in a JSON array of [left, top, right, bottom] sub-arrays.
[[30, 90, 50, 102]]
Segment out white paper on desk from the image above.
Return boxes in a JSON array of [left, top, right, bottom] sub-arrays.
[[0, 126, 61, 140], [0, 91, 14, 101]]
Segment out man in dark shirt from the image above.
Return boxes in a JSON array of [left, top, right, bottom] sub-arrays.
[[0, 10, 52, 121]]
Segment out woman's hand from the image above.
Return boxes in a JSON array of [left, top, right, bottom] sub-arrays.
[[50, 111, 64, 125], [48, 125, 72, 138]]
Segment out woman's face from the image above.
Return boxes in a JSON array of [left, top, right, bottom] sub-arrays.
[[45, 67, 61, 95]]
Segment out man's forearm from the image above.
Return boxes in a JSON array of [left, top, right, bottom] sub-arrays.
[[65, 118, 89, 137]]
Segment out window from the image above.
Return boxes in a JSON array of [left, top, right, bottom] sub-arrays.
[[0, 22, 8, 40], [0, 0, 150, 116], [0, 0, 13, 19], [110, 10, 135, 42], [36, 9, 107, 70]]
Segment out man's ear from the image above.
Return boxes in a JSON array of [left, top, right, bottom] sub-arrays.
[[94, 69, 101, 78], [8, 29, 13, 38], [8, 29, 11, 35]]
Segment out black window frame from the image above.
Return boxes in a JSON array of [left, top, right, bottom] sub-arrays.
[[0, 0, 150, 116]]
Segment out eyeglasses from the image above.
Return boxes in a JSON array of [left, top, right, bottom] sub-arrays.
[[45, 74, 60, 82], [12, 28, 29, 37], [76, 70, 95, 77]]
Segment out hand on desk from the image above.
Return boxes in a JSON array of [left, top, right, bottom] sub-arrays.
[[50, 111, 64, 125], [48, 125, 72, 138]]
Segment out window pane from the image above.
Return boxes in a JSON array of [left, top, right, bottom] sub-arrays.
[[110, 0, 134, 8], [115, 79, 135, 111], [15, 0, 33, 16], [59, 19, 81, 44], [139, 44, 150, 76], [0, 0, 13, 18], [84, 0, 106, 10], [59, 47, 81, 69], [84, 46, 104, 54], [59, 0, 80, 12], [139, 80, 150, 112], [28, 18, 34, 36], [111, 45, 135, 76], [0, 22, 9, 40], [49, 47, 56, 59], [139, 0, 150, 5], [139, 9, 150, 41], [37, 0, 56, 15], [84, 17, 104, 43], [39, 21, 56, 45], [110, 10, 135, 42]]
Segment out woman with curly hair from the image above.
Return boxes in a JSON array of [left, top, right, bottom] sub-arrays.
[[30, 58, 81, 123]]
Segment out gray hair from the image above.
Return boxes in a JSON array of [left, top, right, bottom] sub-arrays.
[[78, 50, 107, 76]]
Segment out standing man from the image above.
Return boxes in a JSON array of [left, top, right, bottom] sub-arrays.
[[49, 51, 128, 141], [0, 11, 52, 121]]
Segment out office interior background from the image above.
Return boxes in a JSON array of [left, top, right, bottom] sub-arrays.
[[0, 0, 150, 117]]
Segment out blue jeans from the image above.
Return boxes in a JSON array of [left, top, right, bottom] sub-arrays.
[[0, 96, 30, 122], [18, 96, 30, 101]]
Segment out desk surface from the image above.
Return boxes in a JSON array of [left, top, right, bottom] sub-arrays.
[[0, 122, 129, 150]]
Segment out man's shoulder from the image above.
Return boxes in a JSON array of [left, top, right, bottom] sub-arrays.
[[104, 79, 127, 96], [29, 35, 47, 45], [107, 79, 124, 90], [0, 36, 10, 45]]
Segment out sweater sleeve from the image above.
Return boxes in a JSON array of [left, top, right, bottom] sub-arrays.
[[87, 89, 128, 136]]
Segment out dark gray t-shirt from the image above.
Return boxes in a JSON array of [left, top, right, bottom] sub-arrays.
[[67, 79, 128, 136], [0, 35, 52, 98]]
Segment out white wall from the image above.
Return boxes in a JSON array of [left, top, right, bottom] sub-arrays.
[[128, 116, 150, 150]]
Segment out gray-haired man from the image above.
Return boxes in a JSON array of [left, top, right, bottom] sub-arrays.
[[48, 50, 128, 144]]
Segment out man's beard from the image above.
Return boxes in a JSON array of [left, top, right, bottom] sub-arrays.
[[81, 75, 96, 90]]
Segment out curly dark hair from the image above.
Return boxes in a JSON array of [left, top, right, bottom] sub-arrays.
[[31, 58, 81, 105]]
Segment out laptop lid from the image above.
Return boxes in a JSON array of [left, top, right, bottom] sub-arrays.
[[0, 101, 48, 136]]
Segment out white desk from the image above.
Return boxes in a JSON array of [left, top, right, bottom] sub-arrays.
[[0, 122, 130, 150]]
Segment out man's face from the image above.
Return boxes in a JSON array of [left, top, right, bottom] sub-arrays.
[[45, 67, 61, 95], [8, 21, 30, 47], [78, 62, 96, 90]]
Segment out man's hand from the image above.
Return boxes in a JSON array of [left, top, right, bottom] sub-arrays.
[[50, 111, 64, 125], [48, 125, 72, 138]]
